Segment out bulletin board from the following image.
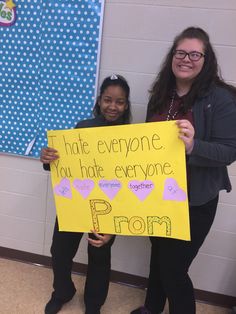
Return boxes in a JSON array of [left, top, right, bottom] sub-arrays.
[[0, 0, 104, 157]]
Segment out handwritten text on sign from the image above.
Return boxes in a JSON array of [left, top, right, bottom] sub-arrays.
[[48, 121, 190, 240]]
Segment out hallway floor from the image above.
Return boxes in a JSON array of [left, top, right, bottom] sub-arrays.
[[0, 257, 232, 314]]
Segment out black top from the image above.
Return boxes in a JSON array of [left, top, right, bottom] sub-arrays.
[[75, 115, 126, 128]]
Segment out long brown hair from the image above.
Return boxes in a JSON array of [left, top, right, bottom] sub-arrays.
[[147, 27, 236, 119]]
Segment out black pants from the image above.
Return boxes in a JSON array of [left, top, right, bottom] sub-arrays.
[[144, 195, 219, 314], [50, 219, 115, 311]]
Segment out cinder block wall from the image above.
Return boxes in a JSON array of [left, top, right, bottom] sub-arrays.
[[0, 0, 236, 297]]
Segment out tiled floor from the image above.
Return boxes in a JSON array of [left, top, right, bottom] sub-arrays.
[[0, 257, 232, 314]]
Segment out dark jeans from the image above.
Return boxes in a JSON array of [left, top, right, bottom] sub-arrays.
[[145, 195, 219, 314], [50, 219, 115, 311]]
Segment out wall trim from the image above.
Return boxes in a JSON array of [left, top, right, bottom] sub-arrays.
[[0, 246, 235, 308]]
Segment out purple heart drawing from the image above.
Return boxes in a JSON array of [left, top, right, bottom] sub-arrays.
[[54, 178, 72, 199], [128, 180, 154, 201], [163, 178, 187, 201], [73, 179, 95, 199], [98, 179, 122, 200]]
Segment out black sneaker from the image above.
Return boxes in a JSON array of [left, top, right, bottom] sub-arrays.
[[45, 287, 76, 314], [44, 297, 65, 314]]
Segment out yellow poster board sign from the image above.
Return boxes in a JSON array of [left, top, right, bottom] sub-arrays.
[[48, 121, 190, 240]]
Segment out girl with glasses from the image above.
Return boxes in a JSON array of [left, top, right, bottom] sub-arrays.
[[131, 27, 236, 314]]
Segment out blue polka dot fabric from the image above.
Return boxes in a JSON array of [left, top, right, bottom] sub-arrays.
[[0, 0, 103, 157]]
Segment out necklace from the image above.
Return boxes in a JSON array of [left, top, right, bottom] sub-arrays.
[[166, 90, 179, 121]]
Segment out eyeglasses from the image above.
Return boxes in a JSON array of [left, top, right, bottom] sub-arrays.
[[173, 50, 205, 61]]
